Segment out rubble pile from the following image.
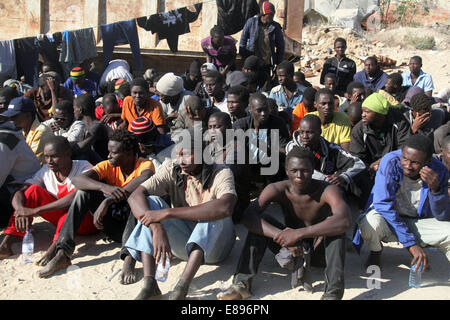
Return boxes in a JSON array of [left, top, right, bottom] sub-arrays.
[[297, 25, 408, 78]]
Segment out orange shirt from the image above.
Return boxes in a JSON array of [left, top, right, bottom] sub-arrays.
[[291, 102, 308, 132], [93, 158, 155, 187], [121, 96, 165, 131]]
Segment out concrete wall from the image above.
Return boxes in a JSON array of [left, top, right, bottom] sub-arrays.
[[0, 0, 298, 54]]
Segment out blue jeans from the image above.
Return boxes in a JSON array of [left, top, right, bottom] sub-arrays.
[[125, 196, 236, 264]]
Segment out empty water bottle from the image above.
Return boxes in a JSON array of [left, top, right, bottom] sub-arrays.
[[22, 229, 34, 263], [409, 262, 423, 288], [155, 256, 170, 282]]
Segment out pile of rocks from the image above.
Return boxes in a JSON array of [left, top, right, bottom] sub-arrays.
[[297, 25, 406, 77]]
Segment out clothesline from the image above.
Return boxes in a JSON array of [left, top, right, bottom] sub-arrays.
[[3, 0, 216, 43]]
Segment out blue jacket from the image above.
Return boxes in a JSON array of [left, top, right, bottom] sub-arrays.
[[353, 69, 388, 90], [353, 149, 449, 250], [239, 16, 285, 66]]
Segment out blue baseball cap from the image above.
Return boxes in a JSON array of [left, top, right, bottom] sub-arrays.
[[1, 97, 36, 118]]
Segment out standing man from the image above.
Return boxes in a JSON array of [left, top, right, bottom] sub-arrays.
[[218, 146, 351, 300], [201, 25, 237, 76], [320, 38, 356, 96], [353, 56, 388, 91], [239, 1, 285, 89], [402, 56, 434, 97]]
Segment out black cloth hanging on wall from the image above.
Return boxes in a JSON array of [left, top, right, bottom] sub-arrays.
[[216, 0, 259, 36], [136, 3, 202, 53]]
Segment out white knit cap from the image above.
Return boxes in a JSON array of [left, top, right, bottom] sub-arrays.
[[156, 72, 184, 96]]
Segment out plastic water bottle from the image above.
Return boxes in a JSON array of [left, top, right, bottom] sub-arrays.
[[22, 229, 34, 263], [409, 262, 423, 288], [155, 256, 170, 282]]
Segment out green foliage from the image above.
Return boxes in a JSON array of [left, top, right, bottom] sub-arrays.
[[379, 0, 432, 27], [407, 35, 436, 50]]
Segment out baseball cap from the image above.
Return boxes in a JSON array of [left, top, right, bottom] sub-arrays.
[[1, 97, 36, 118]]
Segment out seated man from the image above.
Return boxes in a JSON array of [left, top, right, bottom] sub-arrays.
[[43, 100, 86, 144], [73, 94, 110, 163], [347, 101, 363, 128], [377, 73, 409, 110], [37, 129, 154, 285], [233, 93, 291, 193], [0, 86, 19, 113], [323, 73, 346, 107], [155, 72, 193, 127], [404, 92, 445, 146], [286, 114, 368, 206], [0, 137, 97, 260], [125, 128, 237, 300], [63, 67, 99, 99], [269, 60, 306, 117], [218, 146, 351, 300], [354, 135, 449, 271], [119, 78, 166, 134], [338, 81, 367, 113], [350, 92, 410, 176], [204, 70, 228, 112], [291, 87, 317, 132], [171, 96, 220, 141], [96, 93, 123, 131], [308, 88, 352, 151], [435, 135, 450, 196], [0, 116, 40, 228], [25, 73, 73, 122], [130, 116, 174, 171], [402, 56, 434, 96], [353, 56, 387, 91], [433, 122, 450, 155], [293, 71, 312, 88], [182, 59, 202, 92], [2, 96, 54, 165], [227, 85, 249, 123]]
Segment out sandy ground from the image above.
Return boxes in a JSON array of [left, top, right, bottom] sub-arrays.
[[0, 217, 449, 300], [1, 27, 449, 302]]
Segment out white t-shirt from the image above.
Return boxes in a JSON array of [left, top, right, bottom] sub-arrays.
[[26, 160, 92, 199]]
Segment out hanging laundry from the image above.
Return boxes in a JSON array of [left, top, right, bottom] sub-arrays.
[[36, 35, 64, 77], [0, 40, 17, 81], [100, 19, 143, 72], [136, 4, 202, 53], [59, 28, 98, 79], [14, 37, 40, 88], [216, 0, 259, 36]]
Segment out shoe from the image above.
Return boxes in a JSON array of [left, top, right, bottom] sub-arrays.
[[217, 283, 251, 300]]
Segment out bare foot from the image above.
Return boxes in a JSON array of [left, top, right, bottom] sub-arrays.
[[36, 242, 57, 266], [0, 235, 20, 259], [135, 276, 161, 300], [37, 249, 71, 278], [120, 255, 137, 285]]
